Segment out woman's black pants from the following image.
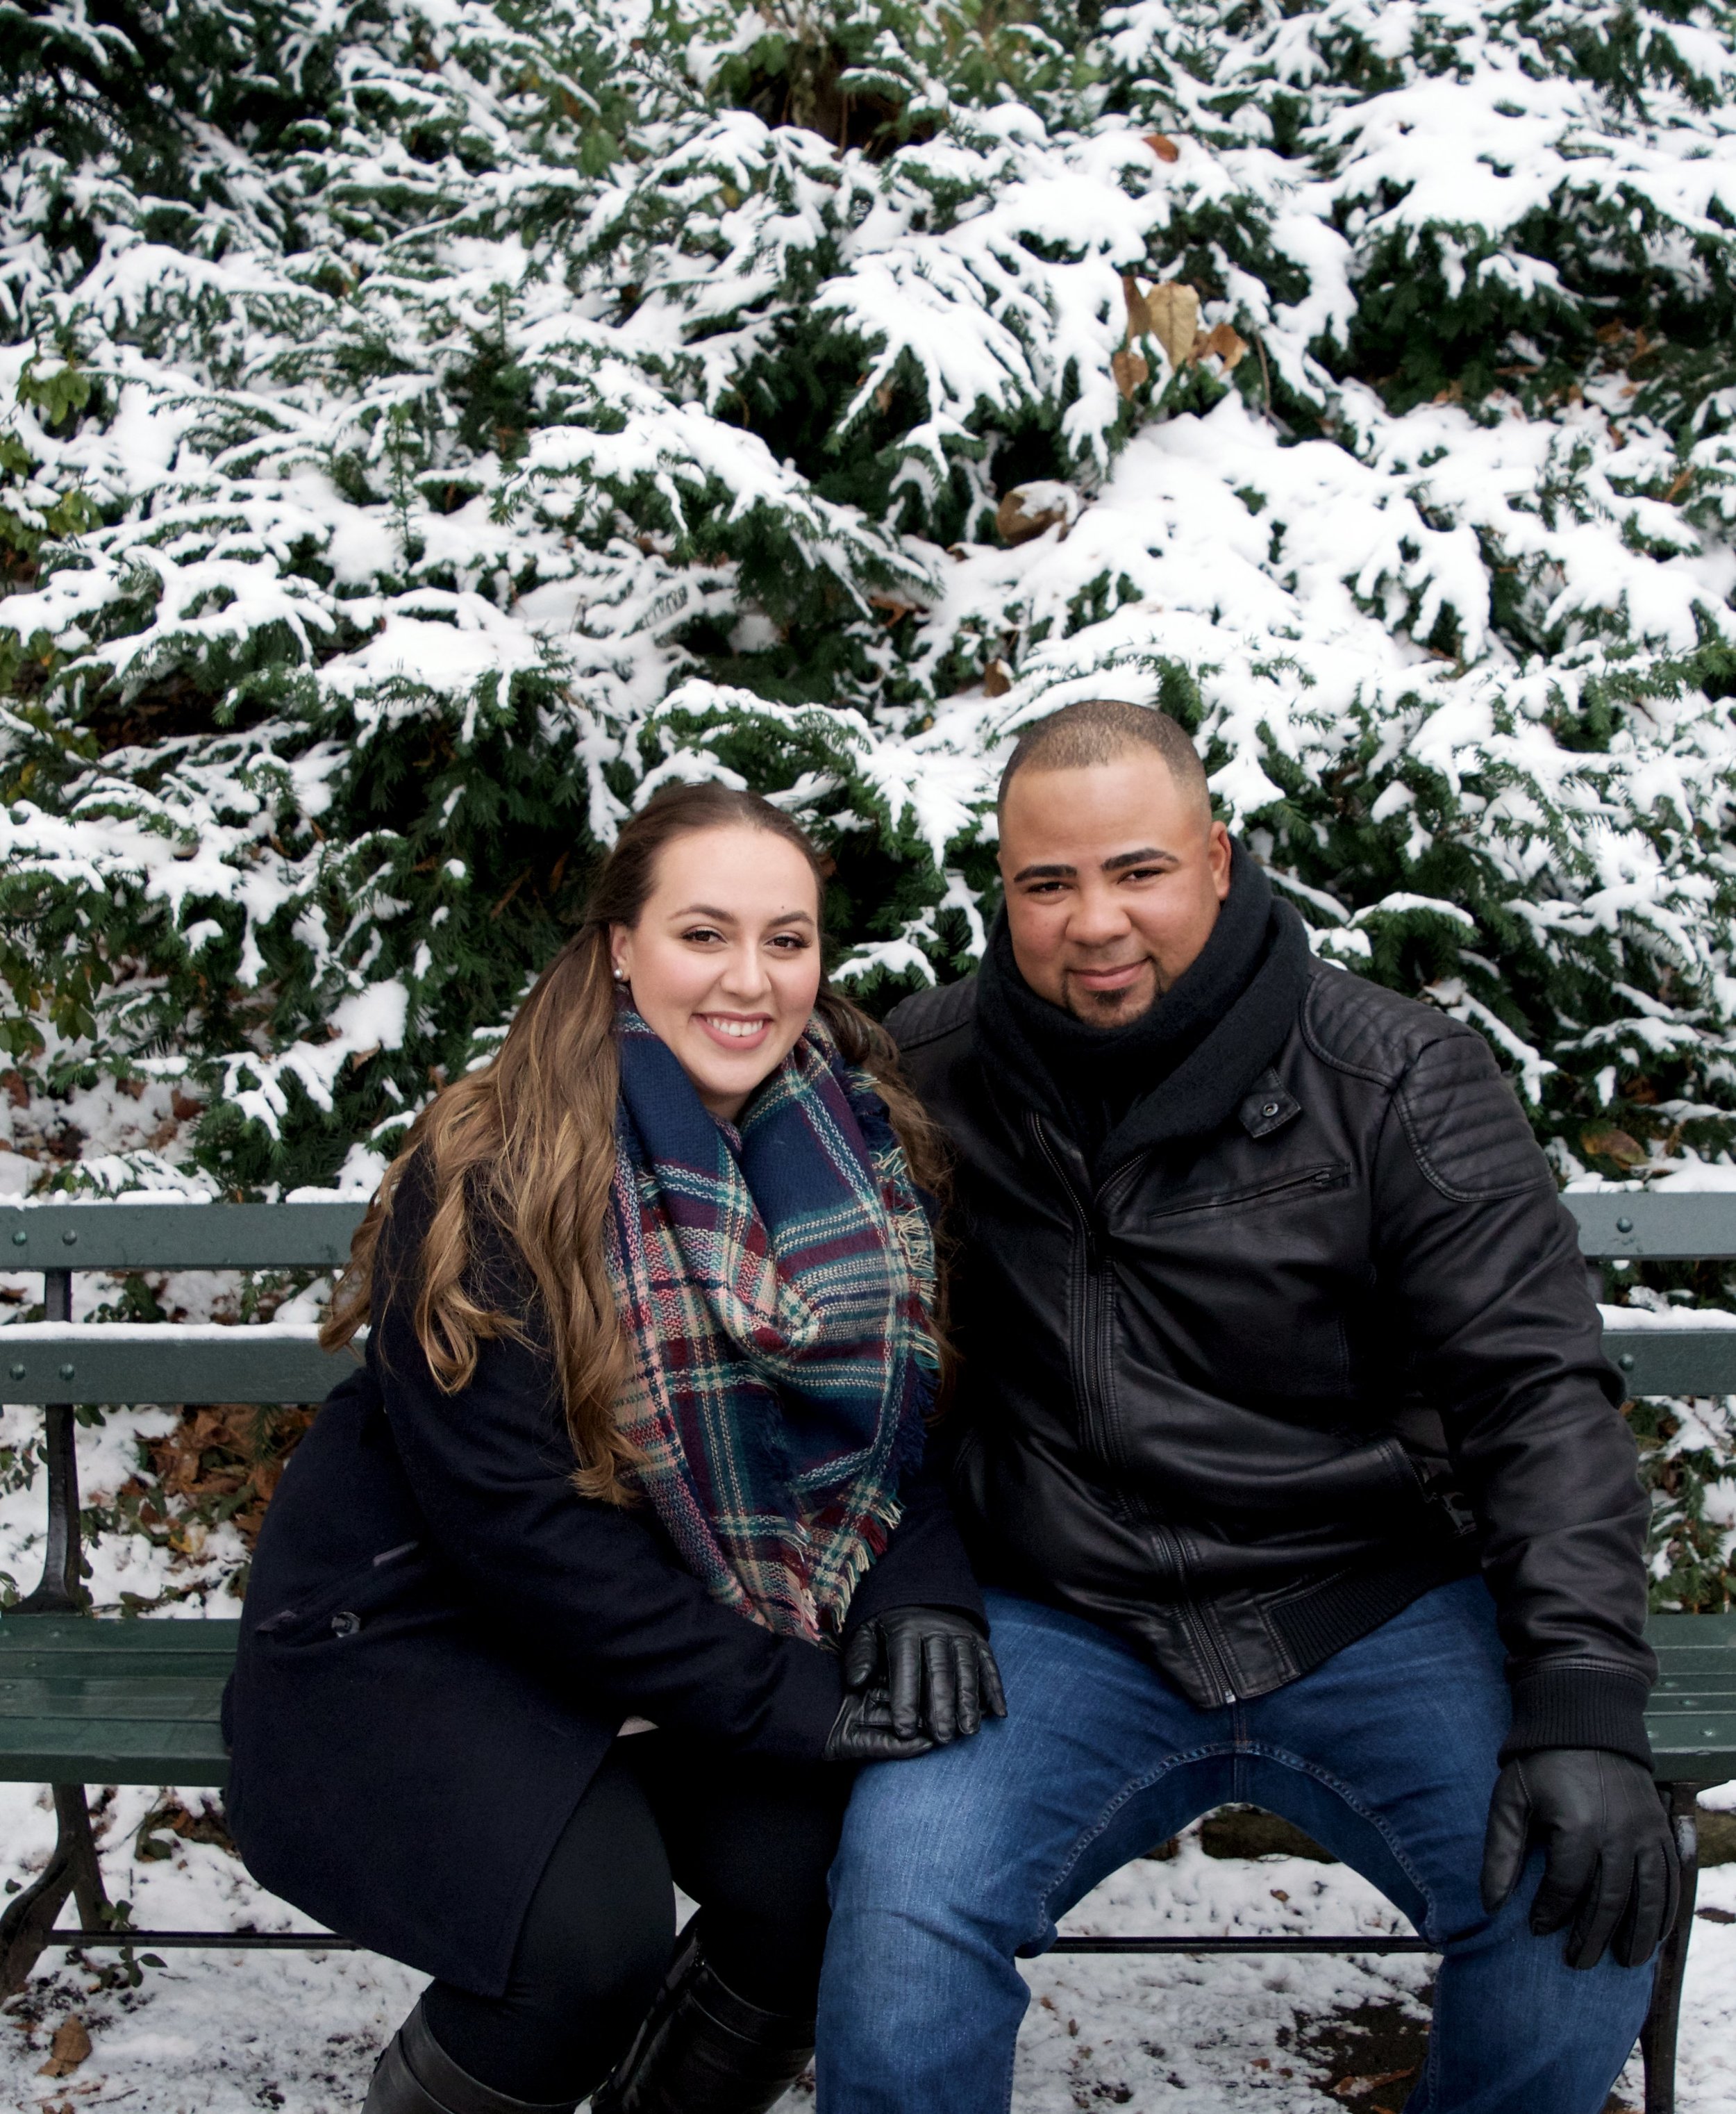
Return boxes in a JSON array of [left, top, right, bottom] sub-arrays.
[[419, 1733, 849, 2103]]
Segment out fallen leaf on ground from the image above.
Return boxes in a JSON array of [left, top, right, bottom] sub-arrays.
[[1144, 132, 1180, 160], [37, 2016, 91, 2076], [1332, 2069, 1414, 2099]]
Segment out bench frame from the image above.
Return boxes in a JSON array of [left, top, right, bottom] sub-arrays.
[[0, 1195, 1730, 2113]]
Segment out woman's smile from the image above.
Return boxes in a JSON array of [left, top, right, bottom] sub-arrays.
[[696, 1012, 774, 1047]]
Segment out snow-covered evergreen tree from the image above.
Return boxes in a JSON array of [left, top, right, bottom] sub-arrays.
[[3, 0, 1736, 1604]]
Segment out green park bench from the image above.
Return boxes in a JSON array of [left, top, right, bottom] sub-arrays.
[[0, 1191, 1731, 2114]]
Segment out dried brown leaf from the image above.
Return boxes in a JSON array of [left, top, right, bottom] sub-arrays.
[[1110, 347, 1149, 401], [37, 2017, 90, 2077], [1196, 320, 1249, 372], [1146, 282, 1201, 372], [1144, 133, 1180, 162], [995, 489, 1069, 544], [1580, 1124, 1646, 1169]]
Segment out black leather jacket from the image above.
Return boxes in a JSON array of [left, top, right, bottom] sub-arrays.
[[887, 958, 1655, 1763]]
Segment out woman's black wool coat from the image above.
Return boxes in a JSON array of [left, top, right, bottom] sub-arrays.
[[222, 1173, 981, 1995]]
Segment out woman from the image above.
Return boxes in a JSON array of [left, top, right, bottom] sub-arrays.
[[224, 783, 1003, 2114]]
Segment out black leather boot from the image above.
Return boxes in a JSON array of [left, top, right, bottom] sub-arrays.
[[362, 1998, 578, 2114], [589, 1923, 815, 2114]]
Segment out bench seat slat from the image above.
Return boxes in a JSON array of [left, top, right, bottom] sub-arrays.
[[0, 1618, 1726, 1790], [1638, 1614, 1736, 1640], [0, 1681, 231, 1718], [0, 1726, 229, 1785], [0, 1619, 242, 1657], [0, 1654, 240, 1681]]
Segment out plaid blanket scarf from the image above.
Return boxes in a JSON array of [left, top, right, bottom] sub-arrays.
[[606, 1004, 938, 1643]]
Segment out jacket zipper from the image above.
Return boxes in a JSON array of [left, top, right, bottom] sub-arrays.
[[1036, 1119, 1243, 1707], [1030, 1117, 1117, 1472], [1135, 1163, 1349, 1224]]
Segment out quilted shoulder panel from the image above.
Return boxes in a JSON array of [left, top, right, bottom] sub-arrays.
[[884, 974, 978, 1052], [1301, 960, 1439, 1085], [1392, 1027, 1552, 1203]]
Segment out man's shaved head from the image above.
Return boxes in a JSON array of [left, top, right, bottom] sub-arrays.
[[996, 700, 1210, 820]]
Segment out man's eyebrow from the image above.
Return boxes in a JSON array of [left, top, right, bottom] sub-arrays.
[[1101, 846, 1176, 873], [669, 903, 815, 925], [1009, 848, 1178, 885]]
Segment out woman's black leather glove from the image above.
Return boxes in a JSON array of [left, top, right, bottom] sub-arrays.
[[824, 1686, 936, 1763], [1480, 1748, 1680, 1969], [842, 1606, 1009, 1745]]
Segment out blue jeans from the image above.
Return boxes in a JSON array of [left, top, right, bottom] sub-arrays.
[[818, 1579, 1654, 2114]]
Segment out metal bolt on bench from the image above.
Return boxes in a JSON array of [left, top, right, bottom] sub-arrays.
[[0, 1195, 1731, 2114]]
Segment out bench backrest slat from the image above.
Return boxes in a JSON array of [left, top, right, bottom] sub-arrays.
[[1560, 1190, 1736, 1260], [0, 1201, 365, 1271], [1601, 1327, 1736, 1397], [1, 1332, 353, 1406], [0, 1190, 1727, 1260], [0, 1195, 1731, 1404], [0, 1326, 1717, 1405], [0, 1191, 1725, 1272]]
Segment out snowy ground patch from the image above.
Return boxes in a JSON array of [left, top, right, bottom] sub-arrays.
[[0, 1796, 1731, 2112]]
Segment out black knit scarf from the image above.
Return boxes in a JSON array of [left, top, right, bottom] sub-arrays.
[[973, 843, 1312, 1176]]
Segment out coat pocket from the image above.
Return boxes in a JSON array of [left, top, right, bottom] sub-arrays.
[[251, 1539, 431, 1647]]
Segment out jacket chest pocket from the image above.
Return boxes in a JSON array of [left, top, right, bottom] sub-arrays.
[[1134, 1162, 1353, 1226], [1115, 1162, 1361, 1402]]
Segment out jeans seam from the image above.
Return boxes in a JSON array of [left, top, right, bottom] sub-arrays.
[[996, 2018, 1019, 2114], [1035, 1743, 1239, 1937], [1240, 1740, 1439, 1939]]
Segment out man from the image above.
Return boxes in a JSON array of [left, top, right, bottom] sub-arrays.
[[819, 700, 1676, 2113]]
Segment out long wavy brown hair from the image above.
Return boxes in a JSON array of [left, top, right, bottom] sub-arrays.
[[322, 781, 951, 1504]]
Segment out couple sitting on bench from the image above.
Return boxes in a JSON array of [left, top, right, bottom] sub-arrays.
[[224, 701, 1676, 2114]]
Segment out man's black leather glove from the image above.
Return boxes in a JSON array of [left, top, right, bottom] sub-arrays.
[[842, 1606, 1008, 1744], [824, 1686, 937, 1763], [1480, 1748, 1680, 1970]]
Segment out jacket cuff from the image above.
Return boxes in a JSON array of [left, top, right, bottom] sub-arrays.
[[760, 1643, 846, 1765], [1501, 1662, 1653, 1769], [842, 1479, 987, 1639]]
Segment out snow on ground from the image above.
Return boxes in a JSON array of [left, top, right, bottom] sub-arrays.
[[0, 1802, 1731, 2112]]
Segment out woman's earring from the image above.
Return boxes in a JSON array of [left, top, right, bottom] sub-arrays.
[[612, 965, 626, 983]]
